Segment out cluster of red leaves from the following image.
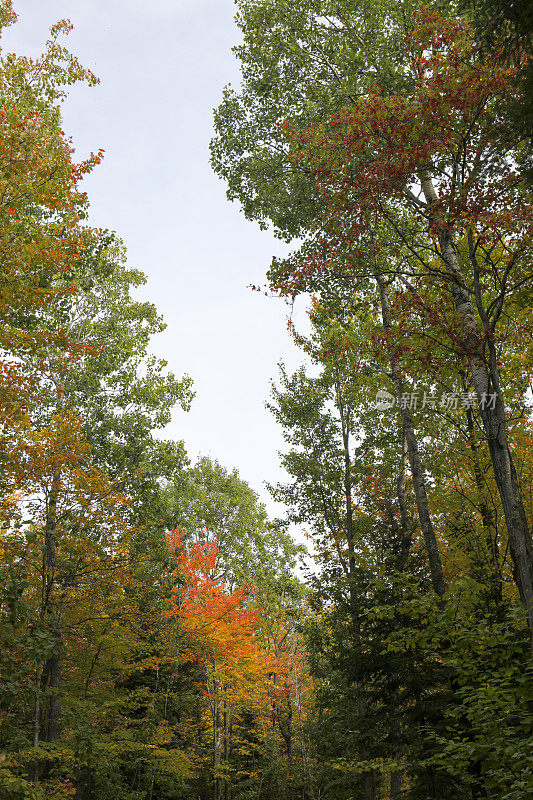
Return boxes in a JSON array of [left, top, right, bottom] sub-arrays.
[[273, 8, 528, 298]]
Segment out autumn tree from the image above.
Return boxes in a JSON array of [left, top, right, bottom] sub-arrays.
[[280, 9, 533, 632], [212, 0, 533, 632], [165, 526, 288, 800]]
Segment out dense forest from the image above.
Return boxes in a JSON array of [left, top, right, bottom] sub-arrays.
[[0, 1, 532, 799]]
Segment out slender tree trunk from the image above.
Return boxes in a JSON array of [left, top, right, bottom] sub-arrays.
[[420, 174, 533, 636], [29, 662, 43, 783], [464, 402, 503, 602], [212, 682, 223, 800], [375, 272, 446, 599], [30, 469, 62, 783], [43, 468, 62, 743], [294, 673, 314, 800], [390, 765, 402, 800], [388, 437, 413, 799], [223, 700, 230, 800], [335, 381, 376, 800], [46, 645, 61, 742], [279, 696, 294, 800], [32, 663, 42, 751], [386, 440, 409, 799], [278, 696, 292, 760], [396, 434, 414, 567]]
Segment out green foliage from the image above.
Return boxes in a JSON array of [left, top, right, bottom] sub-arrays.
[[211, 0, 426, 240]]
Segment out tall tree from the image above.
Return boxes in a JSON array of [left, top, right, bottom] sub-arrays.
[[212, 0, 533, 638], [277, 9, 533, 632]]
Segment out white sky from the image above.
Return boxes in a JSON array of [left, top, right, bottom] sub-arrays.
[[4, 0, 311, 517]]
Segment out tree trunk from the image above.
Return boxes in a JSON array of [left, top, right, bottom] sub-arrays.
[[390, 767, 402, 800], [46, 643, 61, 742], [29, 662, 43, 783], [375, 272, 446, 599], [212, 683, 223, 800], [293, 673, 314, 800], [223, 700, 230, 800], [387, 439, 413, 799], [42, 468, 62, 743], [335, 380, 376, 800], [279, 697, 294, 800], [278, 697, 292, 760], [396, 434, 415, 567], [464, 401, 502, 603]]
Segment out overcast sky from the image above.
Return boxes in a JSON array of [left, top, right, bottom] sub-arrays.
[[4, 0, 311, 515]]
